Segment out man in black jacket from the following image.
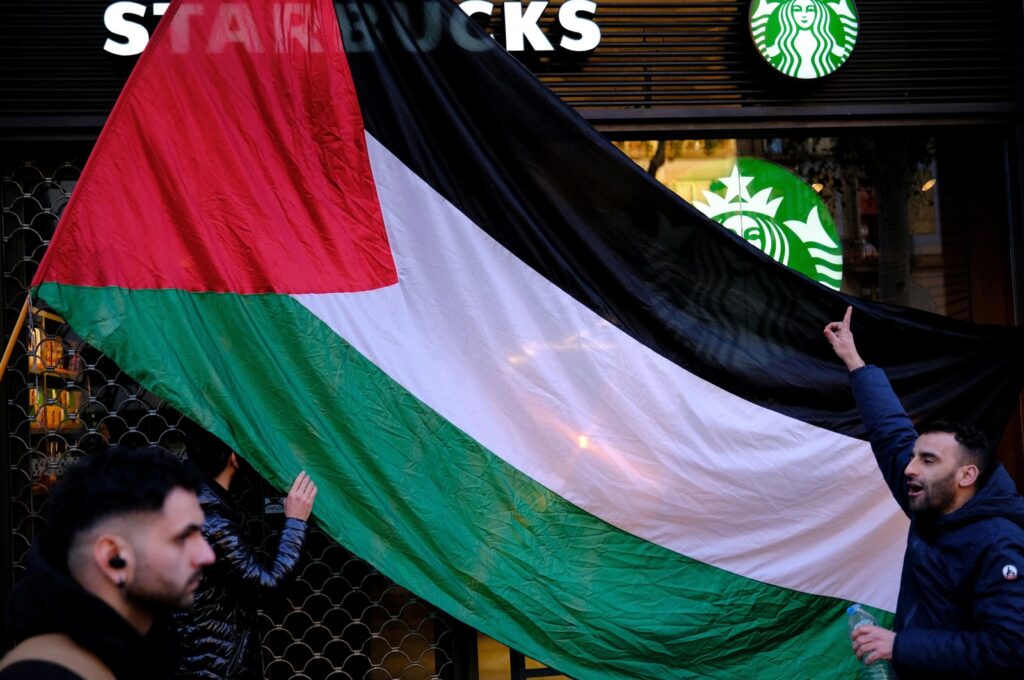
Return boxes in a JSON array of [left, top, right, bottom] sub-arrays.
[[0, 445, 216, 680], [825, 307, 1024, 679], [175, 430, 317, 679]]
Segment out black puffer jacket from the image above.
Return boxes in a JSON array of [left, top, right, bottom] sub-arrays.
[[2, 545, 176, 680], [174, 481, 306, 679]]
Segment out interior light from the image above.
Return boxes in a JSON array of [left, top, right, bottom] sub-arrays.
[[921, 178, 936, 192], [811, 183, 824, 193]]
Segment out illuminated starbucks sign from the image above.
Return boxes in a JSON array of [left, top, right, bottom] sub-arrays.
[[693, 159, 843, 290], [750, 0, 859, 79]]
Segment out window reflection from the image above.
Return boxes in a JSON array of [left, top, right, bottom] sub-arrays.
[[611, 135, 996, 320]]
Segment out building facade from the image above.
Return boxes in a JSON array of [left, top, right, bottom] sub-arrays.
[[2, 1, 1022, 678]]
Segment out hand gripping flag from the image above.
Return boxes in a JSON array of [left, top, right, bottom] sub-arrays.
[[31, 0, 1024, 677]]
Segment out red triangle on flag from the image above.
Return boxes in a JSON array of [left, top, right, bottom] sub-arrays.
[[34, 0, 396, 295]]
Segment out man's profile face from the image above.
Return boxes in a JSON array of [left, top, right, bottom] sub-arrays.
[[904, 432, 964, 513], [125, 487, 214, 611]]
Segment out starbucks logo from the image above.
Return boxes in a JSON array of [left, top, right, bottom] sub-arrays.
[[693, 159, 843, 290], [750, 0, 859, 79]]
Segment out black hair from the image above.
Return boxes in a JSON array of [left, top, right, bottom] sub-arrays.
[[181, 423, 235, 478], [920, 418, 995, 484], [40, 445, 202, 569]]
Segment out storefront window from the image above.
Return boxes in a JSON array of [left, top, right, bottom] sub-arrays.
[[476, 633, 570, 680], [611, 133, 1014, 324]]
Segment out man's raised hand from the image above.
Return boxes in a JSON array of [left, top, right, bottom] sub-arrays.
[[823, 306, 866, 372]]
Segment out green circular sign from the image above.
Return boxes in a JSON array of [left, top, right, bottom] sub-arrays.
[[750, 0, 859, 79], [692, 158, 843, 290]]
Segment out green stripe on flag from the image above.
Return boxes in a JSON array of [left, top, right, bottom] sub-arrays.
[[38, 281, 886, 678]]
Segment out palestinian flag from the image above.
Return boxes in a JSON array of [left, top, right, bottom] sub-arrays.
[[32, 0, 1024, 677]]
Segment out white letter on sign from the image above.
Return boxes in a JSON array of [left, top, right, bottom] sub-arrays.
[[103, 2, 148, 56], [504, 2, 554, 52], [559, 0, 600, 52]]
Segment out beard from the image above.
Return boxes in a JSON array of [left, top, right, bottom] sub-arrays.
[[124, 568, 203, 614], [908, 468, 958, 514]]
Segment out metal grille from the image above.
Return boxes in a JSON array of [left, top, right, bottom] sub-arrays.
[[494, 0, 1023, 113], [0, 149, 461, 680], [1, 1, 1020, 129]]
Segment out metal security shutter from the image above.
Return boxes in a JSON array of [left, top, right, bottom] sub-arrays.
[[2, 1, 1020, 130], [0, 1, 135, 127], [501, 0, 1023, 123]]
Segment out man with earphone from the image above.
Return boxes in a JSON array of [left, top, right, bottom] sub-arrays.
[[0, 446, 216, 679]]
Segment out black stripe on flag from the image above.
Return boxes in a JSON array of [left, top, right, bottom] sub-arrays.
[[332, 0, 1024, 441]]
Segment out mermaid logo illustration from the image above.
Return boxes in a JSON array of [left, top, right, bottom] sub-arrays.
[[750, 0, 859, 79], [693, 159, 843, 290]]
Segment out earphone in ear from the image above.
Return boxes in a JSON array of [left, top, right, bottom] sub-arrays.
[[109, 555, 126, 569]]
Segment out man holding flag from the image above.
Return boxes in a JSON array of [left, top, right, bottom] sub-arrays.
[[825, 307, 1024, 678]]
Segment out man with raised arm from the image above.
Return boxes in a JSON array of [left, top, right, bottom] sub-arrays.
[[824, 306, 1024, 679]]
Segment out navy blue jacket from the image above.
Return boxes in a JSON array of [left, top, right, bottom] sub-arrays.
[[851, 365, 1024, 679]]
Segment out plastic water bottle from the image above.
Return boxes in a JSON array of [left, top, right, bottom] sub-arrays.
[[846, 604, 894, 679]]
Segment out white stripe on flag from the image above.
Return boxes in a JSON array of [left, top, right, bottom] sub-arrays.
[[295, 134, 909, 610]]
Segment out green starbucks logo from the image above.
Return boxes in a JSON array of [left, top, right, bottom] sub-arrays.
[[693, 159, 843, 290], [750, 0, 859, 79]]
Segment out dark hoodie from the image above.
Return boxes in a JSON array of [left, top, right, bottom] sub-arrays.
[[852, 365, 1024, 679], [1, 545, 176, 680]]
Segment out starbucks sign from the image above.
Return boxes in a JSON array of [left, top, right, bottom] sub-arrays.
[[750, 0, 859, 79], [693, 159, 843, 290]]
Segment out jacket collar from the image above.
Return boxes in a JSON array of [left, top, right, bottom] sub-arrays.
[[4, 545, 176, 680]]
